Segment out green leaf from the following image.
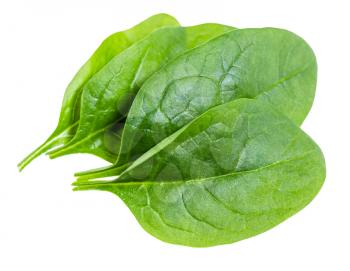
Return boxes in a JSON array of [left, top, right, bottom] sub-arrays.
[[48, 23, 235, 162], [185, 23, 235, 49], [79, 27, 317, 180], [74, 99, 326, 247], [18, 13, 179, 171], [47, 26, 186, 161]]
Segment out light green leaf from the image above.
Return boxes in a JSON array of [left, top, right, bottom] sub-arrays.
[[74, 99, 325, 247], [48, 24, 235, 162], [79, 27, 317, 180], [18, 13, 179, 170]]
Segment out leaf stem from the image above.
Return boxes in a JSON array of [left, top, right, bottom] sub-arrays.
[[74, 163, 130, 180], [17, 122, 78, 171], [18, 136, 62, 171]]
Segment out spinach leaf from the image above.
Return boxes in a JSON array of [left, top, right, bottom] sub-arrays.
[[47, 24, 235, 162], [18, 13, 179, 170], [46, 26, 186, 161], [74, 99, 326, 247], [77, 27, 317, 180]]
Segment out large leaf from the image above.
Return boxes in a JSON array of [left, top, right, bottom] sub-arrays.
[[74, 99, 326, 247], [48, 24, 235, 161], [18, 13, 179, 170], [78, 27, 317, 180]]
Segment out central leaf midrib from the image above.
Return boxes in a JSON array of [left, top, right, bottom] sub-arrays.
[[76, 149, 317, 188]]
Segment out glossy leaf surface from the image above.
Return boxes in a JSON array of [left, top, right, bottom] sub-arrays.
[[74, 99, 325, 247], [49, 24, 234, 162], [18, 13, 179, 170], [80, 27, 317, 179]]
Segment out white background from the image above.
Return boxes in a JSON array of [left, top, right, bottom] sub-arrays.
[[1, 0, 349, 270]]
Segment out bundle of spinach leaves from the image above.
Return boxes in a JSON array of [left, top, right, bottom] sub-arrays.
[[19, 14, 326, 247]]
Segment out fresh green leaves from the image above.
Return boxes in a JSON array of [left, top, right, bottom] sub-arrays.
[[19, 15, 234, 169], [78, 27, 317, 180], [74, 99, 325, 247], [47, 24, 234, 161], [18, 13, 180, 170], [47, 26, 187, 161], [119, 27, 316, 161], [19, 15, 325, 248]]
